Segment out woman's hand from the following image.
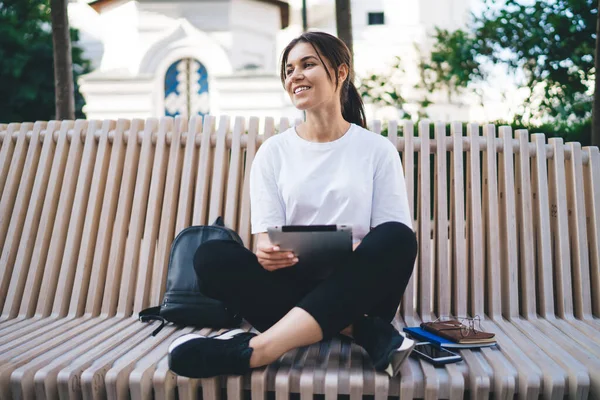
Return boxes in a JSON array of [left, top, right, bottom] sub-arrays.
[[255, 233, 298, 271]]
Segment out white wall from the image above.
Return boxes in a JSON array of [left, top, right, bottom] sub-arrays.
[[230, 0, 281, 71]]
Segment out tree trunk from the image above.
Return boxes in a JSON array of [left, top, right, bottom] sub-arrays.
[[302, 0, 308, 32], [50, 0, 75, 120], [335, 0, 353, 58], [593, 0, 600, 146]]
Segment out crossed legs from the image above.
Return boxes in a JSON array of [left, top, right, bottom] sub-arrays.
[[194, 221, 418, 368]]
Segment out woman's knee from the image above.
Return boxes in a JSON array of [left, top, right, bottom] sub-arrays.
[[367, 221, 417, 256], [359, 222, 418, 277], [193, 239, 245, 291]]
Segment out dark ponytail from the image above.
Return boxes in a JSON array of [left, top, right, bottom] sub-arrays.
[[280, 32, 367, 128], [341, 78, 366, 128]]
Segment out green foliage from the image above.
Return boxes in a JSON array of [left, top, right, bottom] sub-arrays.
[[356, 56, 411, 118], [0, 0, 90, 123], [422, 0, 596, 125]]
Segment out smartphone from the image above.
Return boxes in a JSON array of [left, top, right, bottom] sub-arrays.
[[411, 342, 462, 366]]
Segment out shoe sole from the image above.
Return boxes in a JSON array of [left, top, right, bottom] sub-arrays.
[[385, 336, 416, 377]]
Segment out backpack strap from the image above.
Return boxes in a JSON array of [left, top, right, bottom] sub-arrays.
[[139, 306, 168, 336]]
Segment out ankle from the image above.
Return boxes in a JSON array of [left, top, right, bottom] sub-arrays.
[[248, 336, 275, 368]]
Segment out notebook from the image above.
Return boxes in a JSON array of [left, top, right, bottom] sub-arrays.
[[420, 320, 496, 344], [403, 327, 498, 349]]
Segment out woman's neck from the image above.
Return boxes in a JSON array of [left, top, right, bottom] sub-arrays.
[[297, 112, 351, 143]]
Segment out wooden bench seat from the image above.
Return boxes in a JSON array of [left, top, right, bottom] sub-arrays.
[[0, 115, 598, 399]]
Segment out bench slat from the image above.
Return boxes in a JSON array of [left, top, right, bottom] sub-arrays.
[[565, 142, 593, 320], [583, 146, 600, 317], [434, 122, 450, 318], [149, 116, 187, 306], [0, 123, 21, 197], [418, 121, 433, 320], [192, 116, 216, 226], [401, 120, 416, 321]]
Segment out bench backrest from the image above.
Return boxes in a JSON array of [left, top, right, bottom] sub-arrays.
[[0, 117, 598, 323]]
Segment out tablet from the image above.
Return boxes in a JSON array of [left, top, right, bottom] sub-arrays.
[[267, 225, 353, 278]]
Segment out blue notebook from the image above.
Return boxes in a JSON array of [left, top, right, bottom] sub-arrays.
[[403, 327, 498, 349]]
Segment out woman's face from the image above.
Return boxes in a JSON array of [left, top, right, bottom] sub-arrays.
[[284, 42, 345, 111]]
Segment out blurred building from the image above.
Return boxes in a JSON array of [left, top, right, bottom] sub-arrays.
[[69, 0, 475, 122]]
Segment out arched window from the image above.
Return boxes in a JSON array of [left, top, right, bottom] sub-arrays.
[[164, 58, 209, 117]]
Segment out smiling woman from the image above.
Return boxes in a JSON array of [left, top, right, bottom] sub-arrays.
[[280, 32, 366, 132], [168, 31, 418, 381]]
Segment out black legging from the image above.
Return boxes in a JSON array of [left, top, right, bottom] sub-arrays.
[[194, 221, 417, 340]]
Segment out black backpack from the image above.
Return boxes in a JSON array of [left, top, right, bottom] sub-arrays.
[[139, 217, 242, 335]]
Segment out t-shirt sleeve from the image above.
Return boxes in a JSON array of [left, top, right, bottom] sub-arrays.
[[250, 143, 286, 234], [371, 141, 413, 229]]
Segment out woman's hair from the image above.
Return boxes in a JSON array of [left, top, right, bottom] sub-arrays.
[[280, 31, 366, 128]]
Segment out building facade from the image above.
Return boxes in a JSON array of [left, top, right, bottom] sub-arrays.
[[70, 0, 476, 123]]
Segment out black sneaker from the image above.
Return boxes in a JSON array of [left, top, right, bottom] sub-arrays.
[[168, 329, 256, 378], [353, 316, 415, 376]]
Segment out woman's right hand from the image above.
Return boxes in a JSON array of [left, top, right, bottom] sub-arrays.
[[255, 233, 298, 271]]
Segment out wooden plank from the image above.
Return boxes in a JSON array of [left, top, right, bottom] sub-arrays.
[[400, 120, 416, 321], [531, 134, 556, 318], [466, 123, 484, 317], [434, 122, 450, 318], [482, 125, 502, 319], [0, 123, 20, 199], [250, 119, 276, 252], [418, 121, 433, 320], [497, 127, 520, 319], [387, 120, 398, 150], [514, 130, 537, 319], [547, 138, 574, 318], [239, 117, 259, 249], [583, 146, 600, 316], [224, 117, 246, 231], [263, 117, 275, 141], [208, 115, 231, 224], [450, 122, 467, 318], [322, 340, 341, 400], [565, 142, 592, 319], [192, 116, 216, 226], [175, 116, 202, 234]]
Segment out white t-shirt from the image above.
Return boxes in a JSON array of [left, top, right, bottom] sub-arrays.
[[249, 123, 412, 243]]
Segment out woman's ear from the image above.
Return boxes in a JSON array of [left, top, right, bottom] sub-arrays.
[[338, 63, 349, 86]]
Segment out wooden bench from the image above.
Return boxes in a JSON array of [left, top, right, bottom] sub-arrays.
[[0, 116, 599, 400]]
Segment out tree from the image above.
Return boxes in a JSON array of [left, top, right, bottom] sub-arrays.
[[0, 0, 89, 123], [421, 0, 596, 140], [335, 0, 353, 58], [50, 0, 75, 120], [357, 56, 411, 118]]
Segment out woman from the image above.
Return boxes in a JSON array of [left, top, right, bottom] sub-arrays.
[[168, 31, 418, 378]]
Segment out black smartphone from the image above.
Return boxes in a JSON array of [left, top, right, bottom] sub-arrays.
[[411, 342, 462, 365]]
